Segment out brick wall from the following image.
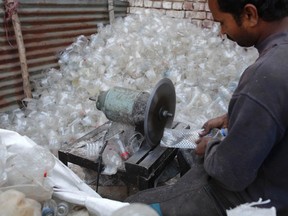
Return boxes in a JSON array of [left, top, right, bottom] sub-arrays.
[[127, 0, 214, 28]]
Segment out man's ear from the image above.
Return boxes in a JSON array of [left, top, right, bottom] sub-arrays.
[[242, 4, 259, 27]]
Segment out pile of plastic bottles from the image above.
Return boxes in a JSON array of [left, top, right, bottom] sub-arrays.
[[0, 11, 258, 175]]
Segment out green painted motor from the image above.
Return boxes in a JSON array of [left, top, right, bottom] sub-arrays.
[[96, 87, 150, 127], [95, 78, 176, 147]]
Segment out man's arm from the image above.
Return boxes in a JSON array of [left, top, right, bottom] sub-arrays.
[[204, 96, 280, 191]]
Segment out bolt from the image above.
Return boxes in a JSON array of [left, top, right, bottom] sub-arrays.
[[162, 110, 173, 118]]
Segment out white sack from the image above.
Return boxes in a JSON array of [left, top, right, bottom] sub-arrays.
[[0, 129, 129, 216]]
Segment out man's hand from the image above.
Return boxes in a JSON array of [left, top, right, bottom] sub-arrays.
[[195, 113, 228, 156], [195, 136, 212, 156], [199, 113, 228, 137]]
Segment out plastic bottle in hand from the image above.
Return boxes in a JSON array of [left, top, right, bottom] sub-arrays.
[[209, 128, 228, 140]]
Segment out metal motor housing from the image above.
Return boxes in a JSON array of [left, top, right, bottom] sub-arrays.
[[96, 87, 150, 127], [95, 78, 176, 147]]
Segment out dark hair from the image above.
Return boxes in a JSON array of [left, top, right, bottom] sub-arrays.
[[217, 0, 288, 23]]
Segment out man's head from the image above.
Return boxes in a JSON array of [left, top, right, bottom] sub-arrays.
[[217, 0, 288, 23], [208, 0, 288, 47]]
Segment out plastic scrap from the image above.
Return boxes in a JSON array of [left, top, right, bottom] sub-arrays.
[[0, 129, 129, 216], [0, 129, 53, 202], [0, 10, 258, 174], [0, 189, 41, 216], [0, 138, 7, 186], [161, 128, 227, 149], [161, 128, 202, 149], [226, 198, 276, 216], [0, 11, 258, 154]]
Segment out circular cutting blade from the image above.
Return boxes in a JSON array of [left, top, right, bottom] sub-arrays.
[[144, 78, 176, 147]]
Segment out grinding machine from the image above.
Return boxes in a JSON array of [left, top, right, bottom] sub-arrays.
[[58, 78, 187, 191], [95, 77, 176, 148]]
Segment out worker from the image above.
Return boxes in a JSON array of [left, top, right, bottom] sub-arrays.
[[125, 0, 288, 215]]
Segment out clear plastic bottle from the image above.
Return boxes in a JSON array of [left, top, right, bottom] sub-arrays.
[[57, 201, 70, 216], [116, 138, 129, 161], [86, 140, 101, 159], [112, 133, 130, 161], [209, 128, 228, 140], [42, 199, 57, 216], [126, 132, 144, 155], [102, 147, 123, 175]]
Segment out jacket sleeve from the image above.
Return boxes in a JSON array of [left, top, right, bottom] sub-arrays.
[[204, 94, 282, 191]]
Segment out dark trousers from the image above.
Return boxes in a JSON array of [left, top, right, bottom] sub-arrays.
[[125, 152, 251, 216]]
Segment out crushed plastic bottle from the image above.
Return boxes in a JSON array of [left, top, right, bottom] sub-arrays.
[[126, 132, 144, 155], [102, 147, 123, 175], [107, 133, 130, 161], [86, 140, 102, 159]]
